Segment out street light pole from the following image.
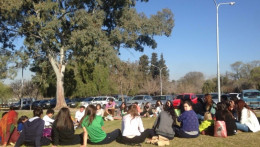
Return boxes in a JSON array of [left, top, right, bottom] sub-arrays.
[[213, 0, 235, 102], [151, 64, 167, 96]]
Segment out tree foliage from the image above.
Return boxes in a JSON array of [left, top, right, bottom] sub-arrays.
[[1, 0, 174, 108]]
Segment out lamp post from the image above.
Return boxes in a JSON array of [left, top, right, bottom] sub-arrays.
[[213, 0, 235, 102], [151, 64, 167, 96]]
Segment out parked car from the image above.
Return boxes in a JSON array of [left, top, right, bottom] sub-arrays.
[[31, 100, 41, 109], [241, 89, 260, 109], [229, 93, 241, 100], [210, 93, 219, 104], [67, 99, 77, 108], [196, 94, 204, 99], [39, 100, 51, 109], [127, 95, 153, 108], [151, 95, 173, 108], [92, 96, 121, 108], [80, 97, 96, 107], [172, 93, 198, 108], [10, 98, 35, 110]]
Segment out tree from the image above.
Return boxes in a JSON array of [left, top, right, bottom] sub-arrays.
[[202, 80, 216, 94], [230, 61, 243, 80], [2, 0, 174, 109], [250, 67, 260, 90], [176, 72, 205, 93], [150, 52, 159, 79], [158, 53, 169, 79], [139, 55, 149, 76], [0, 82, 13, 104]]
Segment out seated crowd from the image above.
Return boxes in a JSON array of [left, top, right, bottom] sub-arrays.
[[0, 94, 259, 147]]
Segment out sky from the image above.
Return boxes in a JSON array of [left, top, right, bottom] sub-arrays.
[[3, 0, 260, 84], [119, 0, 260, 80]]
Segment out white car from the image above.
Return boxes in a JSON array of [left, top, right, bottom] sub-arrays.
[[80, 97, 96, 107], [92, 96, 121, 108]]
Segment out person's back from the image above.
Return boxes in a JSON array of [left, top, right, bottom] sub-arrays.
[[153, 111, 175, 138], [15, 107, 50, 147]]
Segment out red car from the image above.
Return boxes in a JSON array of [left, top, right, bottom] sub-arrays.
[[172, 93, 198, 108]]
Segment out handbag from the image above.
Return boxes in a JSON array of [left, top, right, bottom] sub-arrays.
[[214, 121, 227, 138]]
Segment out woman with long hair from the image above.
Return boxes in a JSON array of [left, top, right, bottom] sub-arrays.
[[96, 104, 104, 117], [204, 94, 217, 118], [152, 100, 176, 142], [51, 107, 82, 146], [80, 105, 120, 146], [121, 105, 153, 145], [120, 102, 128, 117], [215, 102, 237, 136], [235, 100, 260, 132], [154, 100, 163, 116]]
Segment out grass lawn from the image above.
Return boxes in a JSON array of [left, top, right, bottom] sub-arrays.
[[1, 109, 260, 147]]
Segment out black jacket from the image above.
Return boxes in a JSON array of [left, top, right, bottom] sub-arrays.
[[52, 121, 81, 145], [15, 117, 45, 147]]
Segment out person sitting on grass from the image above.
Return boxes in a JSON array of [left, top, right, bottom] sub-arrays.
[[0, 107, 20, 147], [17, 116, 28, 133], [150, 100, 176, 146], [81, 105, 121, 146], [235, 100, 260, 132], [104, 98, 116, 117], [154, 100, 163, 117], [175, 100, 199, 138], [140, 102, 153, 117], [51, 107, 83, 147], [199, 112, 214, 136], [215, 102, 237, 136], [204, 94, 217, 118], [96, 104, 104, 117], [120, 102, 128, 117], [43, 109, 55, 128], [75, 106, 85, 126], [15, 107, 51, 147], [120, 105, 153, 145]]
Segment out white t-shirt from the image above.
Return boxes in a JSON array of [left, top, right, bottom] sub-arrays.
[[43, 115, 54, 127], [122, 114, 144, 137], [96, 109, 104, 117], [75, 110, 85, 122]]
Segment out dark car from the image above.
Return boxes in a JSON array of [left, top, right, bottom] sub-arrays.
[[151, 95, 173, 108], [50, 98, 56, 108], [31, 100, 41, 109], [39, 100, 51, 109]]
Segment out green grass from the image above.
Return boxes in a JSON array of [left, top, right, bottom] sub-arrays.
[[1, 110, 260, 147]]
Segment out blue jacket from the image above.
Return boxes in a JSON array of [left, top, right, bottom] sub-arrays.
[[178, 110, 199, 132]]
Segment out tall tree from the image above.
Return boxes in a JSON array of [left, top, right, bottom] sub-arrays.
[[139, 55, 149, 76], [2, 0, 174, 109], [150, 52, 159, 79], [158, 53, 169, 79]]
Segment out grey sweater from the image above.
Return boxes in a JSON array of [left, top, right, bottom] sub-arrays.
[[153, 111, 175, 138]]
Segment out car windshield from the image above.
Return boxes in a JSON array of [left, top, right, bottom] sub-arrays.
[[176, 95, 183, 99], [183, 95, 190, 100], [152, 96, 166, 100], [132, 96, 143, 100], [39, 100, 48, 104], [244, 92, 260, 98], [84, 98, 94, 101], [211, 94, 218, 99]]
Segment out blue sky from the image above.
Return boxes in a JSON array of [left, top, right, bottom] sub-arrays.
[[4, 0, 260, 84], [119, 0, 260, 80]]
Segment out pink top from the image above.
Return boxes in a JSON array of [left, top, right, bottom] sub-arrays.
[[106, 101, 115, 109]]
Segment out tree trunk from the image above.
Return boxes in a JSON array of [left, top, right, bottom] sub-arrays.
[[55, 73, 67, 109], [48, 48, 67, 110]]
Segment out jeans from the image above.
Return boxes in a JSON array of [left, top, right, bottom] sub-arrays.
[[174, 127, 199, 138], [197, 114, 204, 121], [95, 129, 121, 144], [235, 122, 249, 132]]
